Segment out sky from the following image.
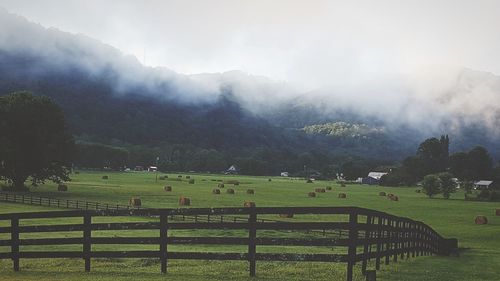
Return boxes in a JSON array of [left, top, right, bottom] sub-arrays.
[[1, 0, 500, 90]]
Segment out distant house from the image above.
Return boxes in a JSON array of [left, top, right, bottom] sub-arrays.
[[148, 166, 158, 172], [280, 172, 289, 177], [225, 165, 239, 175], [362, 172, 388, 185], [474, 180, 493, 189]]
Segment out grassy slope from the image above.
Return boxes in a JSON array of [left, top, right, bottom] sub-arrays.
[[0, 171, 499, 280]]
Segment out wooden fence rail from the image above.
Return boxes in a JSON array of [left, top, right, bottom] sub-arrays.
[[0, 207, 457, 281], [0, 192, 346, 237]]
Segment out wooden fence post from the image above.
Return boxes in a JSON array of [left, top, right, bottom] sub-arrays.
[[83, 213, 91, 272], [385, 218, 391, 266], [248, 208, 257, 277], [393, 220, 398, 262], [11, 217, 20, 271], [160, 213, 168, 274], [361, 215, 372, 275], [375, 216, 382, 270], [346, 211, 358, 281]]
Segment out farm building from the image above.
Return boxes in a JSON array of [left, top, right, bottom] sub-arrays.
[[362, 172, 388, 185], [474, 180, 493, 189], [225, 165, 239, 175], [280, 172, 289, 177], [148, 166, 158, 172]]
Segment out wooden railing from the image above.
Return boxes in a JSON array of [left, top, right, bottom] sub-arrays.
[[0, 192, 135, 211], [0, 207, 457, 281]]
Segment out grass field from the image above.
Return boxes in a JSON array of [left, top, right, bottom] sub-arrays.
[[0, 171, 499, 280]]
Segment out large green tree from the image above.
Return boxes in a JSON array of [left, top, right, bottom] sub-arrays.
[[0, 92, 75, 190]]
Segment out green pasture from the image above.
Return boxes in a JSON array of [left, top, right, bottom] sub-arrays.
[[0, 171, 499, 280]]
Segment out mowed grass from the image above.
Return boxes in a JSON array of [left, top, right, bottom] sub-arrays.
[[0, 171, 499, 281]]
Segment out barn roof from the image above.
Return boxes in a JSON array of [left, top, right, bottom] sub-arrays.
[[474, 180, 493, 186], [367, 172, 388, 180]]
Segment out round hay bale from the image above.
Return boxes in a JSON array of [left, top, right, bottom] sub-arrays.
[[496, 209, 500, 216], [338, 193, 347, 198], [102, 175, 108, 180], [164, 186, 172, 192], [390, 196, 399, 201], [279, 213, 294, 218], [212, 188, 221, 194], [306, 179, 313, 183], [244, 201, 256, 208], [186, 175, 191, 179], [179, 196, 191, 206], [379, 192, 386, 196], [326, 186, 332, 191], [218, 183, 225, 188], [475, 216, 488, 225], [177, 175, 183, 178], [308, 192, 316, 197], [129, 197, 141, 207], [57, 184, 68, 192], [227, 188, 235, 194], [246, 189, 255, 194], [188, 179, 195, 184], [387, 193, 395, 199]]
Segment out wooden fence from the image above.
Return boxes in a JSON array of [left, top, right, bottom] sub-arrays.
[[0, 206, 457, 281]]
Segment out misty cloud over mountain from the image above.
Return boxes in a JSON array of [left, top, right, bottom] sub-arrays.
[[1, 8, 500, 147]]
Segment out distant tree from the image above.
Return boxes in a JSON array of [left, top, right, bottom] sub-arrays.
[[0, 92, 75, 191], [438, 172, 456, 199], [379, 167, 417, 187], [422, 174, 441, 198], [416, 135, 449, 176], [76, 142, 128, 169], [402, 156, 425, 182], [466, 146, 493, 180], [462, 180, 473, 194], [340, 161, 370, 181], [449, 152, 469, 180]]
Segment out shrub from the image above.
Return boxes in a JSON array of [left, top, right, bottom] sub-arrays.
[[422, 174, 441, 198], [225, 180, 239, 185], [379, 192, 386, 196], [326, 186, 332, 191], [338, 193, 347, 198], [246, 189, 255, 194], [227, 188, 235, 194], [102, 175, 108, 180], [308, 192, 316, 197], [188, 179, 195, 184], [57, 184, 68, 191]]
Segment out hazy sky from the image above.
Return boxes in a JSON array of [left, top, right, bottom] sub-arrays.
[[1, 0, 500, 89]]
